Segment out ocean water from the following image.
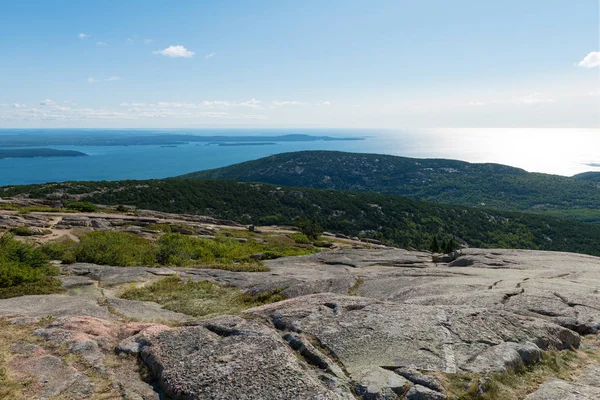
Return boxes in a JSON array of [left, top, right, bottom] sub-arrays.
[[0, 128, 598, 186]]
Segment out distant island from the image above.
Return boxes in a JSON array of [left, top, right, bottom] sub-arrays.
[[0, 148, 88, 159], [0, 132, 364, 147], [217, 142, 278, 147]]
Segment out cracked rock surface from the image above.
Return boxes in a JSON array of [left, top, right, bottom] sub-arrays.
[[2, 247, 600, 399]]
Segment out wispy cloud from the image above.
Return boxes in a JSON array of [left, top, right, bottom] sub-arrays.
[[119, 99, 261, 110], [78, 33, 90, 39], [1, 99, 268, 123], [518, 93, 555, 105], [271, 100, 305, 107], [578, 51, 600, 68], [153, 45, 194, 58], [204, 52, 216, 59], [87, 77, 97, 84], [105, 76, 121, 82], [96, 41, 108, 46], [316, 101, 331, 106], [143, 39, 153, 44], [467, 101, 486, 106]]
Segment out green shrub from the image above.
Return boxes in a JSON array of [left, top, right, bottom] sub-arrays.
[[291, 233, 311, 244], [295, 218, 323, 240], [41, 239, 78, 264], [313, 240, 333, 248], [66, 201, 98, 212], [74, 231, 156, 266], [0, 234, 61, 298], [9, 226, 34, 236], [145, 223, 172, 233]]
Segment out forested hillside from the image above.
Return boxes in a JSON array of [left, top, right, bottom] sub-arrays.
[[182, 151, 600, 222], [3, 179, 600, 256]]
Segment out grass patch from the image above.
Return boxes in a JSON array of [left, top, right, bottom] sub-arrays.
[[347, 278, 364, 296], [444, 348, 594, 399], [0, 319, 33, 400], [0, 234, 62, 299], [119, 275, 285, 318]]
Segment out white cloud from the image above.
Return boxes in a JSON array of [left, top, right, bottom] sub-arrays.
[[204, 52, 216, 59], [238, 99, 261, 108], [467, 101, 485, 106], [578, 52, 600, 68], [88, 77, 97, 84], [120, 99, 262, 110], [105, 76, 121, 81], [96, 41, 108, 46], [153, 45, 194, 58], [40, 99, 55, 106], [144, 39, 153, 44], [12, 103, 26, 108], [316, 101, 331, 106], [518, 93, 555, 105], [271, 100, 305, 107], [78, 33, 89, 39]]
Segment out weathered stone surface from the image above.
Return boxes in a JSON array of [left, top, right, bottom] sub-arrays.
[[3, 244, 600, 399], [526, 378, 600, 400], [139, 315, 351, 399], [0, 293, 115, 319], [106, 297, 190, 322], [247, 293, 579, 376], [62, 263, 177, 287], [8, 354, 94, 398], [405, 384, 446, 400]]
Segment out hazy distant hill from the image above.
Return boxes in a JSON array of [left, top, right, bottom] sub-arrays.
[[3, 179, 600, 256], [182, 151, 600, 223], [573, 171, 600, 183]]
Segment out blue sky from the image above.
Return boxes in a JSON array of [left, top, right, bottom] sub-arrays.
[[0, 0, 598, 128]]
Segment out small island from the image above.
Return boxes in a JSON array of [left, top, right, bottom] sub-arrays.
[[217, 142, 278, 147], [0, 148, 88, 159]]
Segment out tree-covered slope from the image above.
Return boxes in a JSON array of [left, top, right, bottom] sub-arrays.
[[3, 179, 600, 256], [181, 151, 600, 222], [573, 171, 600, 183]]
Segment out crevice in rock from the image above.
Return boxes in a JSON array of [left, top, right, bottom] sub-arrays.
[[488, 280, 503, 290], [393, 369, 445, 393], [203, 323, 261, 338], [323, 302, 340, 315], [501, 288, 524, 304]]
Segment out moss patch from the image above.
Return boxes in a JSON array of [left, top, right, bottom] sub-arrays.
[[119, 275, 285, 319]]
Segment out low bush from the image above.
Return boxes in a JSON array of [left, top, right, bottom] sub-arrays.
[[0, 234, 62, 298], [291, 233, 311, 244], [74, 231, 156, 266], [10, 226, 34, 236], [66, 201, 98, 212]]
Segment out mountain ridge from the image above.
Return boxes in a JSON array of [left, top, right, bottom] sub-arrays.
[[181, 150, 600, 222]]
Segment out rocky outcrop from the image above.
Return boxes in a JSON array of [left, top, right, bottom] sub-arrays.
[[138, 316, 351, 399], [2, 247, 600, 399]]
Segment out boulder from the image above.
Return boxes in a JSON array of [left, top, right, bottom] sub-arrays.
[[138, 315, 351, 399]]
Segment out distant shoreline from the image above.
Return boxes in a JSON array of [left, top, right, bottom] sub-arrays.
[[0, 148, 88, 159], [0, 133, 365, 148], [217, 142, 278, 147]]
